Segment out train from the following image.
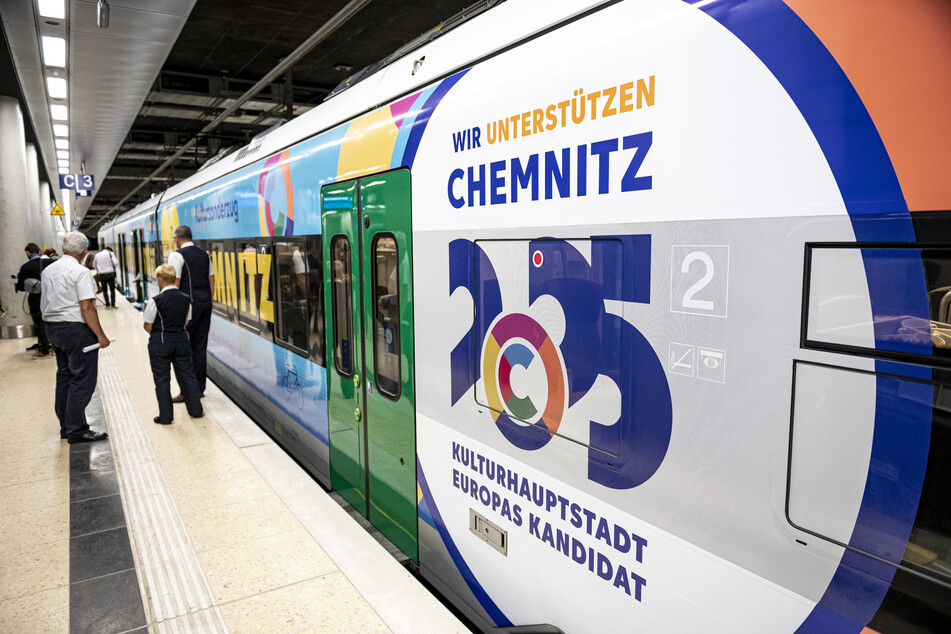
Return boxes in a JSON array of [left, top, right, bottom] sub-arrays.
[[98, 0, 951, 631]]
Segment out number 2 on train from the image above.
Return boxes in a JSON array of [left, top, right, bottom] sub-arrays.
[[671, 245, 729, 317]]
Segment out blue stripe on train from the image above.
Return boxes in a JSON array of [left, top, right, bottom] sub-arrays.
[[401, 69, 470, 169], [687, 1, 932, 631], [417, 462, 511, 627]]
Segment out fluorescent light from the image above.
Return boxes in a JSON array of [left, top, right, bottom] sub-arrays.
[[59, 167, 69, 174], [38, 0, 65, 19], [53, 124, 68, 137], [58, 159, 69, 168], [41, 36, 66, 68], [50, 104, 67, 120], [46, 76, 67, 99], [55, 138, 69, 149], [57, 150, 68, 159]]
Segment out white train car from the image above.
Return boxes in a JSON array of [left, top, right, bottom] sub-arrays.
[[101, 1, 951, 631]]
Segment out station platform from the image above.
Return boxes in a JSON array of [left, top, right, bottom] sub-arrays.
[[0, 295, 470, 633]]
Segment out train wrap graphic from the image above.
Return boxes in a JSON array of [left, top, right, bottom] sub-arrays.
[[100, 0, 951, 631]]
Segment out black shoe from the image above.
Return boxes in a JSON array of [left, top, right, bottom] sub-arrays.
[[189, 411, 204, 419], [26, 343, 39, 351], [153, 417, 173, 425], [67, 430, 108, 444]]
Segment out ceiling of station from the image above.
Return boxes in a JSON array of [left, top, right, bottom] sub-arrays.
[[0, 0, 480, 231]]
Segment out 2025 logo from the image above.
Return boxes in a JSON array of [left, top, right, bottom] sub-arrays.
[[449, 236, 672, 490]]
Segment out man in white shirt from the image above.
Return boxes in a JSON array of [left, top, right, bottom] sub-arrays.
[[41, 232, 111, 444], [93, 246, 119, 308]]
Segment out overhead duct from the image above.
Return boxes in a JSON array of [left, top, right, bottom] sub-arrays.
[[90, 0, 372, 231]]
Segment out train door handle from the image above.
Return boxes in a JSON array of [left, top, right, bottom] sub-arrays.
[[354, 408, 362, 422]]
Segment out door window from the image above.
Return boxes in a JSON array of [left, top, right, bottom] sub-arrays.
[[372, 234, 401, 398], [331, 235, 354, 376], [306, 235, 326, 366]]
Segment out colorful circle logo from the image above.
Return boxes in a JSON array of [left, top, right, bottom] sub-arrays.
[[483, 313, 566, 449], [258, 150, 295, 236]]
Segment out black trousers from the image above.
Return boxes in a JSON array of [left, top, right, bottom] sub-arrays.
[[148, 333, 203, 422], [28, 294, 49, 353], [185, 298, 212, 394], [99, 272, 116, 307], [46, 322, 99, 439]]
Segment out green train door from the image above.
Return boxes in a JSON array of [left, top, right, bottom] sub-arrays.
[[117, 234, 128, 295], [132, 229, 144, 303], [322, 169, 418, 563]]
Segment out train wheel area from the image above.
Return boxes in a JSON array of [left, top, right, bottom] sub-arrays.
[[0, 297, 470, 633]]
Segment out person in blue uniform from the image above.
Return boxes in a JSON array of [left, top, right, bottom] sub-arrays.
[[167, 225, 214, 402], [143, 264, 203, 424]]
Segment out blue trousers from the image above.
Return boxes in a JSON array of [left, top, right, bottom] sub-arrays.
[[148, 334, 203, 423], [185, 298, 211, 394], [46, 322, 99, 439]]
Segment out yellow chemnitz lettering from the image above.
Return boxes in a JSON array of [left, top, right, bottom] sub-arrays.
[[222, 252, 237, 309], [239, 250, 257, 317], [211, 246, 273, 324], [257, 253, 273, 323], [484, 76, 655, 147]]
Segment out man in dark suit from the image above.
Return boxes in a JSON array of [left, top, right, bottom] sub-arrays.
[[167, 225, 214, 401], [16, 242, 52, 358]]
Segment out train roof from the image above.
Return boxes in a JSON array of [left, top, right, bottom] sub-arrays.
[[101, 0, 607, 231]]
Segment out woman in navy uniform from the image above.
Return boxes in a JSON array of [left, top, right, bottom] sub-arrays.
[[143, 264, 203, 424]]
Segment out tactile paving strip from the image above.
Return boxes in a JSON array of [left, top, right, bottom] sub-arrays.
[[97, 347, 229, 633]]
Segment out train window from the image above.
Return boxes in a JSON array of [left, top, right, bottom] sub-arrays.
[[922, 247, 951, 364], [306, 235, 326, 367], [805, 245, 951, 364], [209, 240, 236, 321], [274, 239, 309, 353], [237, 242, 261, 333], [789, 362, 951, 585], [236, 241, 275, 338], [331, 235, 354, 376], [372, 234, 401, 398]]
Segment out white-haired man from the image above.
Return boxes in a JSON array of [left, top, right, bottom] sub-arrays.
[[41, 231, 110, 444]]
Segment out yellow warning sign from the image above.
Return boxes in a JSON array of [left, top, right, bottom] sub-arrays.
[[50, 202, 65, 216]]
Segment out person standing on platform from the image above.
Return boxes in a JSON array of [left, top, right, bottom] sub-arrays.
[[143, 264, 203, 424], [15, 242, 52, 358], [41, 232, 110, 444], [167, 225, 214, 401], [93, 246, 119, 308]]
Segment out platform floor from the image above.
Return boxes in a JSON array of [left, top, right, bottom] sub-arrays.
[[0, 294, 469, 633]]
